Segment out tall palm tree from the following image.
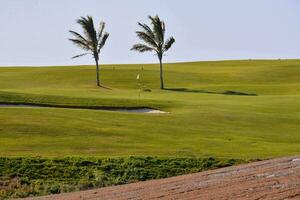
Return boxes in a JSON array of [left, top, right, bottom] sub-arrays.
[[69, 16, 109, 87], [131, 15, 175, 89]]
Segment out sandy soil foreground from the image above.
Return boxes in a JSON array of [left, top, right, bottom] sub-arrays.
[[23, 156, 300, 200]]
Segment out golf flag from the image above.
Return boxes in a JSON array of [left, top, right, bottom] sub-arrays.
[[136, 74, 140, 80]]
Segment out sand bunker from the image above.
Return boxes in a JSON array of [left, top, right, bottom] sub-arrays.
[[0, 104, 167, 114]]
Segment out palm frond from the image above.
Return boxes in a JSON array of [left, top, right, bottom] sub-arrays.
[[164, 37, 175, 51], [138, 22, 156, 42], [98, 32, 109, 53], [161, 21, 166, 42], [131, 44, 155, 53], [149, 15, 165, 46], [69, 39, 91, 51], [69, 30, 91, 49], [98, 22, 105, 41], [136, 31, 158, 49], [72, 53, 90, 59], [77, 16, 97, 50], [70, 16, 110, 58], [69, 31, 88, 44]]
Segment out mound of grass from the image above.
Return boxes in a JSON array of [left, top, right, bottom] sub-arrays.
[[0, 157, 244, 199]]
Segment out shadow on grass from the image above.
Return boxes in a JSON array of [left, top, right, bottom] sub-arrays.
[[164, 88, 257, 96]]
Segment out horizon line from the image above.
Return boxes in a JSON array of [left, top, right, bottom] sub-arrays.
[[0, 58, 299, 67]]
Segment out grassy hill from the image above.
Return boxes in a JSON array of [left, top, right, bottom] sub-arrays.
[[0, 60, 299, 159]]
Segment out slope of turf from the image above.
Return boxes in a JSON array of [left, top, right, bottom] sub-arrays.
[[0, 60, 299, 159]]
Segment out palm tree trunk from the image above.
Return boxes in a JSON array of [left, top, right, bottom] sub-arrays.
[[159, 57, 164, 89], [95, 59, 100, 87]]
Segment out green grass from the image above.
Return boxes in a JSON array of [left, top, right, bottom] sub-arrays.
[[0, 60, 299, 159]]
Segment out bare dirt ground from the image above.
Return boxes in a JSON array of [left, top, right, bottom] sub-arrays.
[[24, 156, 300, 200]]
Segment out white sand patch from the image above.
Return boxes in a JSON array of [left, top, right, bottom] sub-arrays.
[[0, 104, 168, 114], [117, 108, 168, 114]]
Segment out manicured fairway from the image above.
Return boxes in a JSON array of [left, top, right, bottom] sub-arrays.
[[0, 60, 299, 159]]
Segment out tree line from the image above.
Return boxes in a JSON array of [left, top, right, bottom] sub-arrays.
[[69, 15, 175, 89]]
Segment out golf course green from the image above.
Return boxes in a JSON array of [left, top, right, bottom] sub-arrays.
[[0, 59, 299, 159]]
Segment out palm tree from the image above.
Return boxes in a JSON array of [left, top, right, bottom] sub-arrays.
[[131, 15, 175, 89], [69, 16, 109, 87]]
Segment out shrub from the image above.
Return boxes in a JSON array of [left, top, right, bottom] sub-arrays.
[[0, 157, 245, 199]]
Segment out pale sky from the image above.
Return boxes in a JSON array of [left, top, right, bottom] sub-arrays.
[[1, 0, 300, 66]]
